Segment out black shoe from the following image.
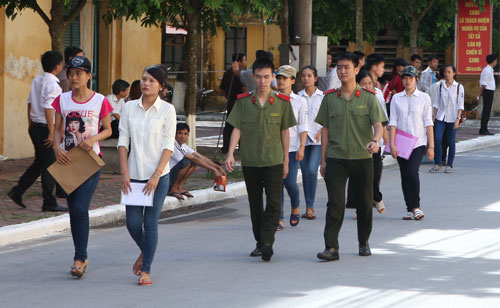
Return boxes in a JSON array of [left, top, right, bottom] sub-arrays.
[[260, 243, 273, 262], [359, 242, 372, 256], [317, 248, 339, 261], [42, 205, 68, 212], [250, 247, 262, 257], [479, 130, 494, 135], [7, 190, 26, 208]]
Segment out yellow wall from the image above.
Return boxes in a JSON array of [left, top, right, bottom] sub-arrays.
[[98, 17, 162, 95], [0, 1, 51, 158]]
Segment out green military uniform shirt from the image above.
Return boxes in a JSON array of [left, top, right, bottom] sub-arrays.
[[314, 85, 388, 160], [227, 90, 297, 167]]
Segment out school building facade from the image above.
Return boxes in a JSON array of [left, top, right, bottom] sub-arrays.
[[0, 1, 281, 159]]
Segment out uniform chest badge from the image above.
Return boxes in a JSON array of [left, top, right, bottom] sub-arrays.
[[337, 90, 342, 97], [356, 89, 361, 97], [269, 96, 275, 104], [252, 96, 256, 104]]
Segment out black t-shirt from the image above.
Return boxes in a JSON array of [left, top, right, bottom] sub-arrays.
[[220, 68, 244, 113]]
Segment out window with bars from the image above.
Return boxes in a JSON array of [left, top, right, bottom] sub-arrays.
[[63, 6, 81, 49], [163, 35, 185, 70], [225, 27, 247, 70]]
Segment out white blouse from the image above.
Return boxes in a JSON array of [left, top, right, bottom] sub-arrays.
[[432, 80, 465, 123], [117, 96, 176, 180], [288, 92, 309, 152], [389, 89, 434, 149], [298, 87, 324, 146]]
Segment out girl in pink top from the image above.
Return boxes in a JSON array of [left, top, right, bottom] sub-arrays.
[[52, 56, 113, 278]]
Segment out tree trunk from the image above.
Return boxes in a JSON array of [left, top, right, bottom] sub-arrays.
[[49, 0, 65, 55], [410, 18, 419, 55], [184, 0, 200, 148], [294, 0, 312, 90], [279, 0, 290, 66], [355, 0, 363, 51]]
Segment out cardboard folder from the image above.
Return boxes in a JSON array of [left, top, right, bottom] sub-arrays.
[[48, 147, 105, 195]]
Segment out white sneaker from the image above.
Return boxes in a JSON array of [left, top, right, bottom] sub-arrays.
[[429, 165, 441, 173], [444, 166, 452, 173], [402, 212, 414, 220]]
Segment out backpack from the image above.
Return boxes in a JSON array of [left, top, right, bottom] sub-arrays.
[[439, 81, 465, 123]]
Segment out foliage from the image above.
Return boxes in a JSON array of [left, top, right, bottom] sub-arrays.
[[310, 0, 386, 45]]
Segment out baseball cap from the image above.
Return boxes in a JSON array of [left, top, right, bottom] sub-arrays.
[[276, 65, 297, 78], [67, 56, 91, 72], [394, 58, 409, 67], [401, 65, 419, 77]]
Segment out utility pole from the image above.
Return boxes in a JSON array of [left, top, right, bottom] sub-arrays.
[[294, 0, 312, 90]]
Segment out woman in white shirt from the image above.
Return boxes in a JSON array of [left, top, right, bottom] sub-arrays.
[[275, 65, 308, 230], [298, 65, 324, 220], [429, 65, 464, 173], [118, 65, 176, 286], [389, 66, 434, 221]]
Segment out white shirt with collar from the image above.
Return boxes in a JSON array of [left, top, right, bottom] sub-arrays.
[[327, 66, 341, 90], [480, 65, 495, 91], [106, 94, 125, 120], [117, 95, 176, 180], [389, 88, 434, 149], [299, 87, 324, 145], [418, 66, 435, 92], [28, 72, 61, 124], [170, 140, 195, 168], [375, 87, 388, 147], [287, 92, 309, 152], [433, 80, 465, 123]]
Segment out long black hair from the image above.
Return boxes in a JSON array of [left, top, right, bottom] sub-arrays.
[[144, 64, 168, 89]]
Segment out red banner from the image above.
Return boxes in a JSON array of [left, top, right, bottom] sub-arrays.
[[456, 0, 492, 75]]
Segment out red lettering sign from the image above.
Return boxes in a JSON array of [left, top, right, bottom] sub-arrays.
[[456, 0, 492, 74]]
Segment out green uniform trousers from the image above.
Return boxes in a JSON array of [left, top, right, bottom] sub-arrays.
[[324, 158, 373, 249], [242, 164, 283, 247]]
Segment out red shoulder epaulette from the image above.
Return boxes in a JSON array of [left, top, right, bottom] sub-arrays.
[[276, 93, 290, 102], [362, 88, 376, 95], [323, 88, 337, 95], [237, 92, 251, 99]]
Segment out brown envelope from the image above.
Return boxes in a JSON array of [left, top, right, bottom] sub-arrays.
[[48, 147, 106, 195]]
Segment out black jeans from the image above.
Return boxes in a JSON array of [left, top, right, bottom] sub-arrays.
[[346, 149, 383, 207], [396, 145, 426, 212], [242, 164, 283, 247], [11, 124, 57, 208], [221, 122, 234, 154], [324, 158, 373, 250], [480, 89, 494, 132]]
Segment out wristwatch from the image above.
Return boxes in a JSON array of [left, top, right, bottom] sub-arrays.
[[371, 139, 378, 143]]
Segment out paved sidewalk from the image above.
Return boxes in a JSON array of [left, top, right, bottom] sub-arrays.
[[0, 126, 498, 229]]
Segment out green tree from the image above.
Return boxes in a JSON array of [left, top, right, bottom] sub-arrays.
[[0, 0, 87, 55], [106, 0, 281, 139]]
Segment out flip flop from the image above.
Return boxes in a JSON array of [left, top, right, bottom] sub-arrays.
[[181, 191, 194, 198], [290, 213, 300, 226], [168, 192, 184, 200], [138, 275, 153, 286], [276, 222, 285, 231]]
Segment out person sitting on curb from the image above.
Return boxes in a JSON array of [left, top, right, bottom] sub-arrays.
[[168, 123, 226, 200]]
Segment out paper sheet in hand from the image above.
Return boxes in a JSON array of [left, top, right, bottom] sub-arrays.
[[48, 147, 105, 195], [394, 130, 419, 160], [120, 183, 153, 207]]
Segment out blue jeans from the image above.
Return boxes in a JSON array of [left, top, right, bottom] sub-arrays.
[[280, 151, 301, 219], [67, 169, 101, 262], [126, 174, 169, 273], [300, 145, 321, 209], [434, 120, 457, 167]]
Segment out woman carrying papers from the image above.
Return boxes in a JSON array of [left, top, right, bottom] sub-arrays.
[[388, 66, 434, 221], [118, 65, 176, 286], [52, 56, 113, 278]]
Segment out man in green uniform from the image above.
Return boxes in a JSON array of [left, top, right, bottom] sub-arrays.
[[225, 57, 296, 262], [315, 53, 387, 261]]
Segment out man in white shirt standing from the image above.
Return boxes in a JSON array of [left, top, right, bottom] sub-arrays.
[[8, 51, 67, 212], [478, 54, 498, 135], [418, 54, 439, 92], [106, 79, 130, 138]]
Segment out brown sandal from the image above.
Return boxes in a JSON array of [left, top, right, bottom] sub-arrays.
[[70, 259, 88, 278], [301, 209, 316, 220]]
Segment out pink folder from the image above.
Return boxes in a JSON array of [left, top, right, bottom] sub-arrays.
[[395, 130, 419, 160]]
